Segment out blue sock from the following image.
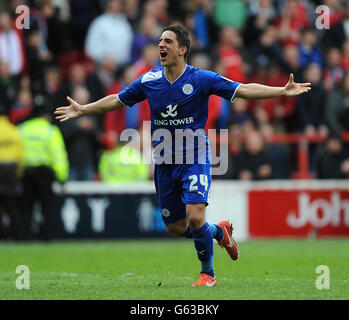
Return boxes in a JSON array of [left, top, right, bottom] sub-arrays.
[[183, 224, 223, 242], [192, 222, 214, 277], [209, 224, 224, 242], [182, 226, 193, 238]]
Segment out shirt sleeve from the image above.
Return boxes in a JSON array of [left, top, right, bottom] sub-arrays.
[[117, 76, 147, 107], [203, 70, 241, 103]]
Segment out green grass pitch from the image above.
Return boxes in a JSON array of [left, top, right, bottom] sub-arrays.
[[1, 238, 348, 300]]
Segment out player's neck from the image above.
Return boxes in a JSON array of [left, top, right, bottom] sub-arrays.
[[164, 62, 187, 84]]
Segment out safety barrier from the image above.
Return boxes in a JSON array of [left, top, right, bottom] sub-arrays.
[[50, 180, 349, 240]]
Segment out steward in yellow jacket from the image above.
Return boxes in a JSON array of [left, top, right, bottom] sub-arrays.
[[0, 107, 24, 240], [99, 133, 149, 184], [18, 104, 69, 240]]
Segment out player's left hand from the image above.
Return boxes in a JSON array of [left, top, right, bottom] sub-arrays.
[[283, 73, 311, 97]]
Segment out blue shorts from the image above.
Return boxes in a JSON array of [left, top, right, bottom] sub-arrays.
[[154, 163, 212, 225]]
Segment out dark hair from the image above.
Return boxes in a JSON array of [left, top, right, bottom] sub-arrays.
[[301, 26, 316, 36], [162, 24, 191, 62]]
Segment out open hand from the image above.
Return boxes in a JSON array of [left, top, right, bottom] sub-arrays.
[[284, 74, 311, 97], [54, 96, 83, 122]]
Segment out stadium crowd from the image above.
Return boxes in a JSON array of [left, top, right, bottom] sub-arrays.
[[2, 0, 349, 192]]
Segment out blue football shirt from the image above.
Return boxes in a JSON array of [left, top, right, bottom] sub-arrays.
[[117, 65, 240, 165]]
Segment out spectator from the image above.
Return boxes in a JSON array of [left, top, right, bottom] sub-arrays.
[[217, 26, 247, 83], [122, 63, 148, 130], [18, 100, 69, 240], [0, 104, 24, 240], [0, 61, 17, 114], [191, 0, 212, 50], [295, 63, 328, 173], [124, 0, 141, 28], [84, 0, 133, 66], [323, 47, 344, 93], [260, 122, 291, 179], [130, 15, 160, 64], [134, 43, 160, 127], [40, 0, 72, 56], [244, 0, 277, 48], [315, 135, 349, 179], [70, 0, 102, 50], [227, 123, 244, 157], [189, 51, 211, 70], [98, 131, 149, 184], [0, 12, 26, 77], [14, 0, 50, 53], [249, 25, 284, 69], [40, 66, 67, 123], [227, 129, 273, 180], [325, 72, 349, 136], [4, 0, 348, 184], [295, 63, 328, 136], [222, 112, 257, 181], [167, 0, 187, 22], [281, 44, 303, 84], [9, 87, 33, 125], [230, 98, 254, 127], [322, 0, 344, 27], [50, 0, 71, 22], [299, 27, 323, 69], [62, 62, 105, 110], [104, 65, 137, 135], [248, 62, 296, 132], [183, 9, 206, 54], [25, 29, 53, 93], [324, 1, 349, 49], [61, 86, 99, 181], [274, 0, 309, 47], [142, 0, 169, 27], [341, 39, 349, 72], [93, 56, 118, 95]]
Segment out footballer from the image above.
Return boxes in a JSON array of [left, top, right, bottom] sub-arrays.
[[55, 25, 311, 287]]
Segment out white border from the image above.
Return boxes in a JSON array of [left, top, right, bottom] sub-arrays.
[[53, 180, 349, 195]]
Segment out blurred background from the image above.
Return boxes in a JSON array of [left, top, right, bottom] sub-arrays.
[[1, 0, 349, 241]]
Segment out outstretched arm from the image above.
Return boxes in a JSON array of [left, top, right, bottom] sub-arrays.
[[54, 94, 125, 122], [235, 74, 311, 100]]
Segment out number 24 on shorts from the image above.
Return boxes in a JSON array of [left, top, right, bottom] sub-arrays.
[[189, 174, 208, 191]]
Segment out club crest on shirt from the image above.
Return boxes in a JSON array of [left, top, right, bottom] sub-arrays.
[[182, 83, 193, 95], [161, 208, 171, 217]]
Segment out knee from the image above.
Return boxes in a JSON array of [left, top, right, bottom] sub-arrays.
[[187, 203, 206, 230], [188, 215, 204, 230], [166, 219, 188, 236]]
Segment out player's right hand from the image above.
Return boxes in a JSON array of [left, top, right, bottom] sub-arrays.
[[54, 96, 83, 122]]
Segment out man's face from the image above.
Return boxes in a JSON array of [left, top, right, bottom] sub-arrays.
[[245, 132, 263, 155], [158, 30, 186, 67], [327, 138, 342, 153], [107, 0, 122, 14], [0, 13, 11, 31]]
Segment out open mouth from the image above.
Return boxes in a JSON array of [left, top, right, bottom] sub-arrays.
[[160, 51, 168, 60]]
